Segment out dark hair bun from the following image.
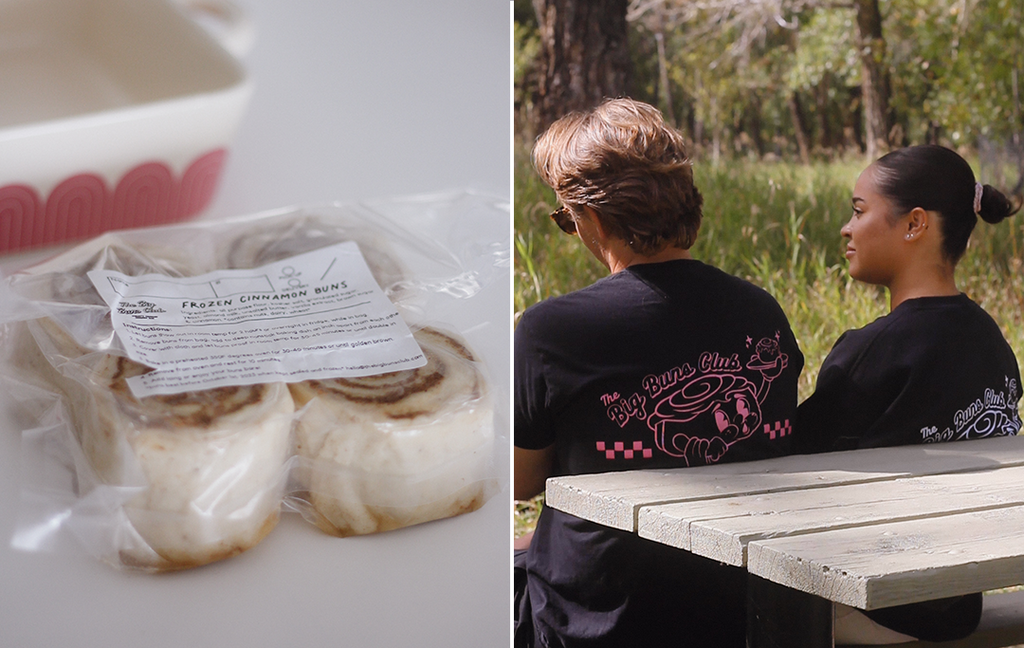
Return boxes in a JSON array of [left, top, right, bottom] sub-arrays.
[[978, 184, 1021, 225]]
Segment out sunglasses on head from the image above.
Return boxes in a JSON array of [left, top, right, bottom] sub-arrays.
[[549, 206, 577, 235]]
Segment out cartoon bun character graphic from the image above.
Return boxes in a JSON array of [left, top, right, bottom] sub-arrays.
[[643, 336, 790, 467], [647, 373, 762, 466]]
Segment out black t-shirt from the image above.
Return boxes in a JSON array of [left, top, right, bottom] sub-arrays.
[[795, 294, 1022, 453], [515, 259, 803, 648]]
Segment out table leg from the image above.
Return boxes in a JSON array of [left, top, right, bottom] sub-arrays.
[[747, 574, 833, 648]]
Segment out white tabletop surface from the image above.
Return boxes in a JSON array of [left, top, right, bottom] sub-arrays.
[[0, 2, 510, 647]]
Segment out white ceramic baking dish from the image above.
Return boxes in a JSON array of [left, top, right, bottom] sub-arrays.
[[0, 0, 253, 253]]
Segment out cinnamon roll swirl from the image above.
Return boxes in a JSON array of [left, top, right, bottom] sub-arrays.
[[12, 233, 203, 365], [290, 327, 495, 536], [59, 353, 294, 571]]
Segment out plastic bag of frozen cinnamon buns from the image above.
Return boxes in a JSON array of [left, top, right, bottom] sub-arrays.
[[0, 190, 508, 570]]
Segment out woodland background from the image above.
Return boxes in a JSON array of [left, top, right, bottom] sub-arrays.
[[513, 0, 1024, 535], [515, 0, 1024, 171]]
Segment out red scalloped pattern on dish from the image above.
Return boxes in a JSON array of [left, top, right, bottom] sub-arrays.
[[0, 148, 227, 253]]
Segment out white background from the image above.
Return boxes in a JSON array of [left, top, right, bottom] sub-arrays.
[[0, 1, 510, 647]]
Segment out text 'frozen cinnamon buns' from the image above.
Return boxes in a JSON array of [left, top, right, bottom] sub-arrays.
[[289, 327, 495, 536], [59, 353, 294, 571]]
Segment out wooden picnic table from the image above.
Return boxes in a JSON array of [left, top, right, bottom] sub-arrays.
[[544, 434, 1024, 647]]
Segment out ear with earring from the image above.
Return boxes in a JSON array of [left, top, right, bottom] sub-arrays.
[[904, 209, 929, 241]]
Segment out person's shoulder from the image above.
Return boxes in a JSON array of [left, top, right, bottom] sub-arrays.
[[517, 274, 632, 335], [957, 294, 1006, 328], [817, 308, 907, 375], [522, 274, 626, 314], [833, 309, 901, 349], [887, 294, 997, 334], [711, 264, 778, 296], [827, 295, 968, 365], [688, 260, 790, 312], [951, 295, 1018, 356]]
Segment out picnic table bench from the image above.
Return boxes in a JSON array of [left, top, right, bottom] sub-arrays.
[[544, 434, 1024, 648]]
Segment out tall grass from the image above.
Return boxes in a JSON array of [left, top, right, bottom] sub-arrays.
[[513, 141, 1024, 537]]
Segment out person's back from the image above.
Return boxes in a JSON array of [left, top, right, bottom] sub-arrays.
[[514, 98, 804, 648], [796, 293, 1020, 453], [791, 144, 1022, 644], [517, 260, 802, 647]]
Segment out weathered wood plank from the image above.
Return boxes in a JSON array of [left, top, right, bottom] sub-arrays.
[[747, 506, 1024, 610], [638, 464, 1024, 566], [546, 435, 1024, 531]]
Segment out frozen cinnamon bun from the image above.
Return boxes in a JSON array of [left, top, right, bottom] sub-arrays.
[[58, 353, 294, 570], [223, 214, 407, 295], [12, 233, 203, 364], [289, 327, 495, 536], [10, 236, 292, 570]]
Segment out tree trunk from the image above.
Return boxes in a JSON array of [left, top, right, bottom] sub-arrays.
[[747, 92, 765, 157], [850, 91, 865, 152], [816, 73, 834, 152], [788, 90, 811, 164], [530, 0, 632, 133], [693, 69, 705, 146], [853, 0, 891, 160], [655, 30, 675, 127]]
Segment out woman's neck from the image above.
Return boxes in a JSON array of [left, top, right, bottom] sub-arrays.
[[887, 265, 959, 310]]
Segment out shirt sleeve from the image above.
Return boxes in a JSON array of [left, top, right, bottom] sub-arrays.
[[514, 312, 556, 450]]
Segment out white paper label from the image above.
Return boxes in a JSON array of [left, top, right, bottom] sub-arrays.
[[88, 241, 426, 397]]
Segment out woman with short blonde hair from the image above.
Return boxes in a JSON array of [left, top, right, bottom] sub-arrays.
[[514, 97, 804, 648]]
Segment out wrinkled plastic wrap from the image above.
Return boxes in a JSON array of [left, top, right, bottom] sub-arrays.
[[0, 191, 508, 571]]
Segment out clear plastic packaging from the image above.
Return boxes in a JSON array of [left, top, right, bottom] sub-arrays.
[[0, 190, 507, 571], [290, 326, 494, 537]]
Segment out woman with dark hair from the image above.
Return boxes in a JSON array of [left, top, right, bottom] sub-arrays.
[[795, 144, 1023, 643], [514, 97, 803, 647]]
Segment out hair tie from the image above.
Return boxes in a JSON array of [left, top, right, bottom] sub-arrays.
[[973, 182, 984, 215]]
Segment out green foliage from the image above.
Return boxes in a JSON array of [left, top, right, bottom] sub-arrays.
[[514, 497, 543, 538], [514, 20, 540, 88], [885, 0, 1024, 145], [540, 0, 1024, 160], [786, 11, 859, 91], [513, 0, 537, 26], [513, 143, 606, 317]]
